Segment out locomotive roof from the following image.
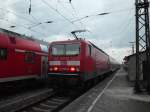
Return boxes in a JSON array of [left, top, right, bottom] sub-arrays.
[[50, 39, 86, 44], [0, 28, 48, 52], [50, 39, 108, 55], [0, 28, 48, 45], [0, 28, 34, 40]]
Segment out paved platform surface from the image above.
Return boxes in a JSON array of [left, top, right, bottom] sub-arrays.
[[61, 68, 150, 112]]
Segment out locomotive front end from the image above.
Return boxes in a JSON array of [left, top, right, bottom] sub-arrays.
[[48, 41, 83, 86]]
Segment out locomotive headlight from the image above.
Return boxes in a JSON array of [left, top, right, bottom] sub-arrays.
[[69, 67, 80, 72], [70, 67, 75, 72], [54, 66, 58, 71]]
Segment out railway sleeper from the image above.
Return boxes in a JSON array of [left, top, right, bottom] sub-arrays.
[[51, 98, 69, 102], [32, 107, 52, 112], [40, 103, 58, 108], [46, 100, 63, 105]]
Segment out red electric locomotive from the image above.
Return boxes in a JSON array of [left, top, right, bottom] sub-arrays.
[[0, 28, 48, 83], [48, 39, 119, 86]]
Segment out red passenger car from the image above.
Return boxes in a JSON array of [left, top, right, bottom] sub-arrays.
[[48, 39, 118, 85], [0, 28, 48, 83]]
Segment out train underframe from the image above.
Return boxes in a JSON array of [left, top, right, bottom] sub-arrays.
[[48, 71, 112, 89]]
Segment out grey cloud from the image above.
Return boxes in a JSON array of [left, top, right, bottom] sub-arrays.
[[0, 0, 139, 62]]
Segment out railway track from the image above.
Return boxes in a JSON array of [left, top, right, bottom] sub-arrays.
[[0, 88, 54, 112], [20, 93, 72, 112], [18, 73, 114, 112], [0, 84, 82, 112], [0, 71, 117, 112]]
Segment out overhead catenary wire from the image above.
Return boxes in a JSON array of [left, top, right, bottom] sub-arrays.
[[41, 0, 74, 24], [56, 1, 77, 21], [59, 0, 88, 37], [0, 0, 78, 38], [0, 1, 135, 43], [56, 0, 87, 39], [110, 9, 134, 47], [72, 7, 134, 23], [41, 0, 80, 29], [102, 9, 134, 44], [0, 17, 47, 37], [69, 2, 86, 29], [26, 0, 53, 32], [0, 7, 52, 34], [71, 12, 134, 43], [28, 13, 53, 33], [0, 7, 36, 24], [119, 16, 134, 37], [76, 7, 134, 48], [115, 9, 134, 37], [1, 7, 54, 36]]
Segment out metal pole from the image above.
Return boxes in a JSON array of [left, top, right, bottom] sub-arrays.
[[135, 0, 140, 92], [135, 0, 150, 93], [144, 0, 150, 92], [129, 42, 135, 54]]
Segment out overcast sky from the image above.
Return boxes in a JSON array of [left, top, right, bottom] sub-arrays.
[[0, 0, 136, 63]]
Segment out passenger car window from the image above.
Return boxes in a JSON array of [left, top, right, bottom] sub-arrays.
[[25, 52, 35, 63], [0, 48, 7, 60]]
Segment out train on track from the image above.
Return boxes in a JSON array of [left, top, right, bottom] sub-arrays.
[[0, 28, 120, 87], [48, 39, 120, 86], [0, 28, 48, 83]]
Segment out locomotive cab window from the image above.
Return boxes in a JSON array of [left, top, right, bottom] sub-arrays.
[[52, 45, 65, 55], [51, 44, 80, 56], [66, 44, 80, 55], [25, 52, 35, 63], [0, 48, 7, 60]]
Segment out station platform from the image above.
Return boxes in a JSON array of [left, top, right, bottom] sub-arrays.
[[61, 68, 150, 112]]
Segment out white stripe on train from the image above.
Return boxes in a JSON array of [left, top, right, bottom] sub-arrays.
[[49, 61, 80, 66], [67, 61, 80, 66], [49, 61, 61, 65]]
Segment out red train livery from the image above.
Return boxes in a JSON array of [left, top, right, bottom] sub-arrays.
[[48, 39, 119, 85], [0, 28, 48, 83]]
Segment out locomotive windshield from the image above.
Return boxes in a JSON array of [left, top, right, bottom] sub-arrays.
[[51, 44, 80, 56]]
